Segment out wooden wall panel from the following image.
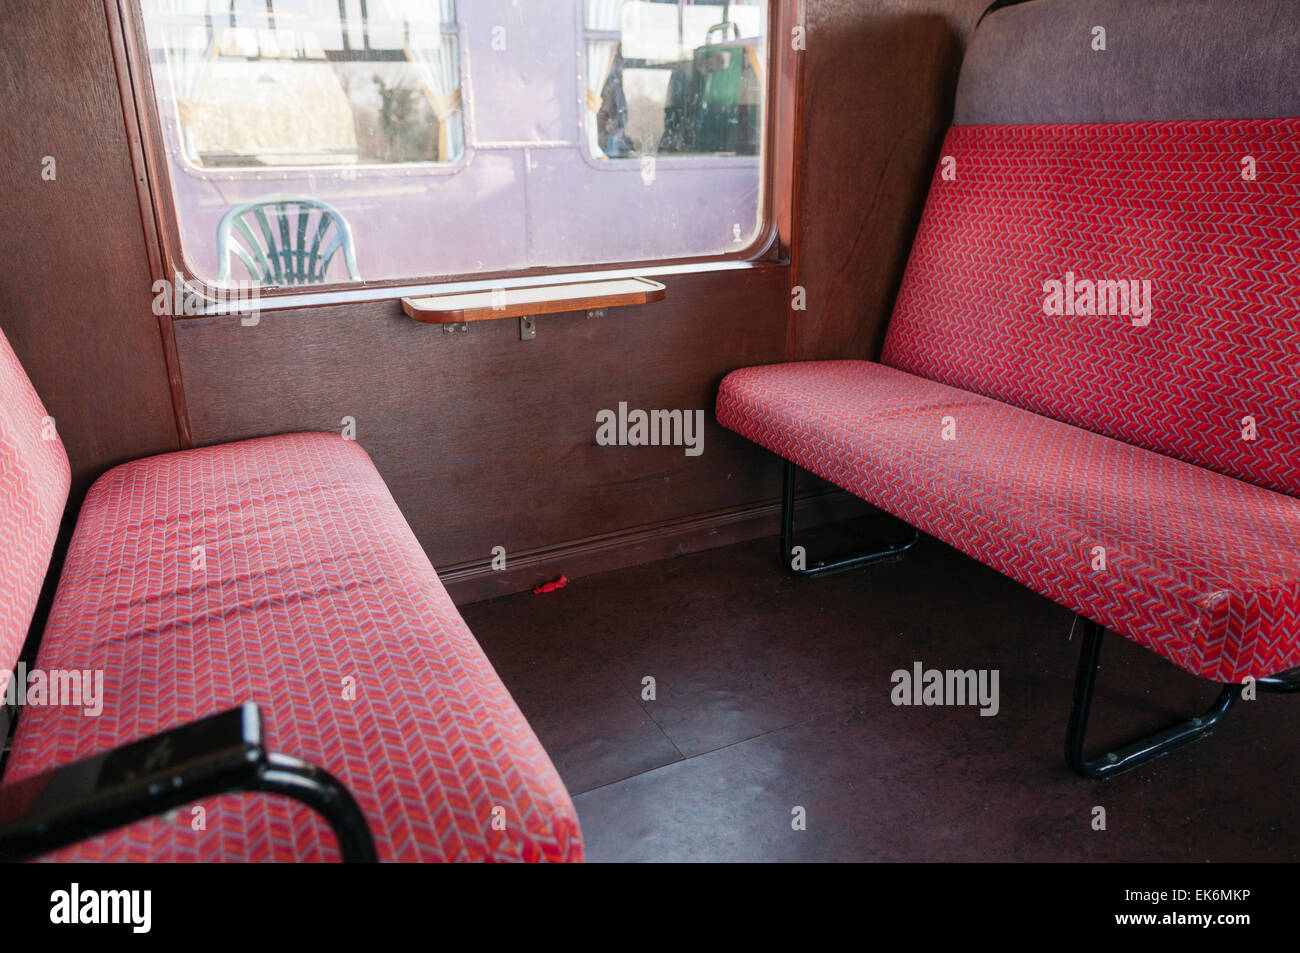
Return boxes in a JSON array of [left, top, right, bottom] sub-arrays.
[[174, 266, 792, 574], [163, 0, 992, 597], [0, 1, 180, 494], [0, 0, 990, 601], [793, 0, 989, 362]]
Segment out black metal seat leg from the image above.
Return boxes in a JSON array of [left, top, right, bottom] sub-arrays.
[[1256, 666, 1300, 693], [1066, 618, 1241, 779], [780, 459, 920, 577]]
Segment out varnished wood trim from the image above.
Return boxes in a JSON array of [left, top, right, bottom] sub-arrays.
[[783, 0, 807, 361], [402, 277, 666, 324], [103, 0, 193, 448]]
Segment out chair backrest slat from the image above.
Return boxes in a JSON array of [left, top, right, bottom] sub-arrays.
[[294, 207, 311, 283]]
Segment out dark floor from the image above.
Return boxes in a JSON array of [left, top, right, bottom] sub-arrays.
[[460, 516, 1300, 862]]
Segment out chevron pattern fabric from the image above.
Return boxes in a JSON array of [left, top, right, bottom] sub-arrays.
[[0, 330, 69, 679], [717, 361, 1300, 682], [4, 433, 582, 862], [717, 118, 1300, 682], [882, 119, 1300, 498]]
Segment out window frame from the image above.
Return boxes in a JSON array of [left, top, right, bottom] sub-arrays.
[[118, 0, 798, 309]]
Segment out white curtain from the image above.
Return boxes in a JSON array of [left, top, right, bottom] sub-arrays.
[[146, 0, 223, 160], [584, 0, 625, 157], [383, 0, 463, 161]]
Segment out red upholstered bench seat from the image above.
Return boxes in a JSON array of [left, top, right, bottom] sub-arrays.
[[718, 361, 1300, 683], [3, 432, 582, 862], [718, 112, 1300, 694]]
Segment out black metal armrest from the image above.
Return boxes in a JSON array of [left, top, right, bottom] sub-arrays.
[[0, 702, 376, 862]]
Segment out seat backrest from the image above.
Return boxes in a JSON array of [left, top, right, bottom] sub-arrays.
[[0, 329, 70, 679], [881, 0, 1300, 498], [216, 194, 361, 287]]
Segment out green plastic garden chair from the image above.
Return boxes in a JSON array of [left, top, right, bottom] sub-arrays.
[[216, 195, 360, 286]]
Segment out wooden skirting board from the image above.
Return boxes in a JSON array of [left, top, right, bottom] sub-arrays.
[[439, 488, 872, 605]]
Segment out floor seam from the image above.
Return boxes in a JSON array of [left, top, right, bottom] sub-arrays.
[[621, 681, 688, 762], [573, 700, 863, 799]]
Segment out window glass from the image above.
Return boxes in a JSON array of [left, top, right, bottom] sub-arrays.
[[146, 0, 463, 169], [586, 0, 766, 160], [139, 0, 769, 288]]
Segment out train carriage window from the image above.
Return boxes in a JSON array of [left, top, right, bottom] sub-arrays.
[[136, 0, 771, 290]]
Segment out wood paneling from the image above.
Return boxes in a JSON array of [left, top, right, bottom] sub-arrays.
[[0, 1, 180, 493], [175, 266, 793, 575], [793, 0, 988, 362]]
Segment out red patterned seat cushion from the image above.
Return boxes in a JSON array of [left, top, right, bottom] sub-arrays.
[[717, 361, 1300, 682], [4, 433, 582, 862], [0, 330, 70, 678], [883, 119, 1300, 498]]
